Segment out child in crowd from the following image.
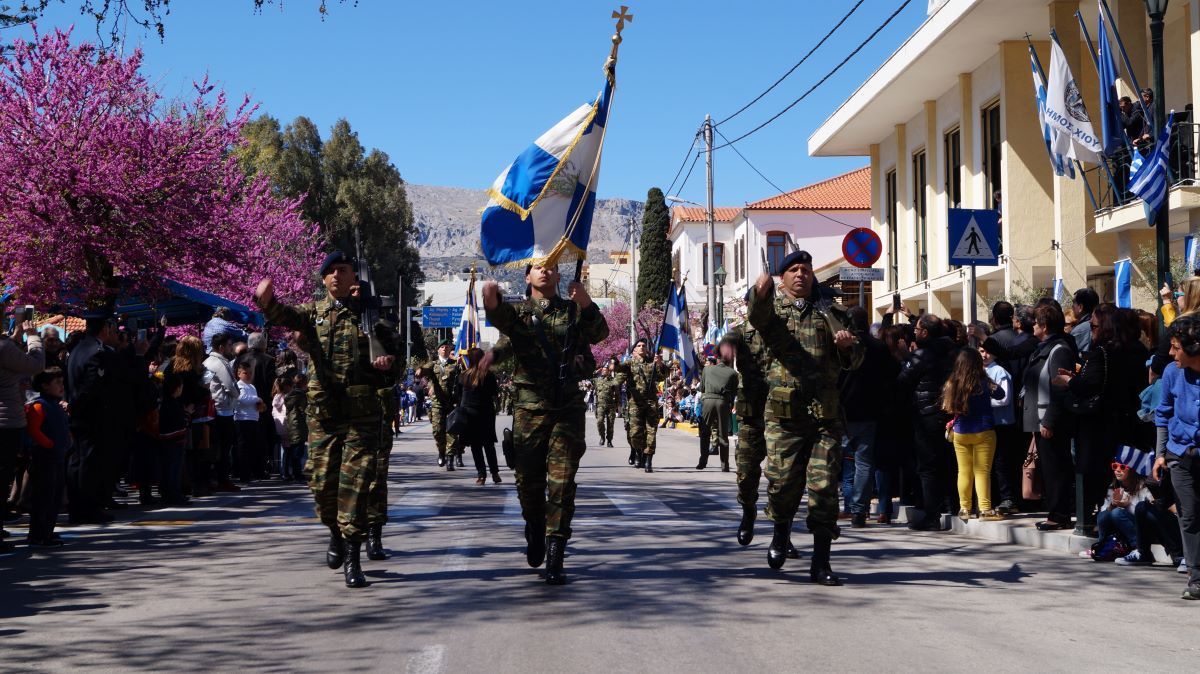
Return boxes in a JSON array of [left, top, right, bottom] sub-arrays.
[[282, 374, 308, 483], [271, 376, 292, 480], [233, 360, 263, 483], [942, 348, 1007, 522], [158, 373, 191, 506], [1087, 460, 1154, 560], [24, 368, 71, 546]]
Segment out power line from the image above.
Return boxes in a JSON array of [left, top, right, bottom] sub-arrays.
[[674, 150, 702, 200], [715, 0, 866, 127], [714, 126, 858, 230], [713, 0, 914, 150], [663, 128, 702, 198]]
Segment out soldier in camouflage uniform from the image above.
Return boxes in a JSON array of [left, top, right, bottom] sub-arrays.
[[747, 250, 862, 586], [366, 318, 403, 561], [255, 250, 399, 589], [593, 358, 621, 447], [480, 264, 608, 585], [418, 340, 463, 470], [613, 339, 667, 472]]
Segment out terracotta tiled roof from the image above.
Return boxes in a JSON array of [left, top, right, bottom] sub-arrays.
[[745, 166, 871, 210], [672, 206, 742, 223], [42, 314, 86, 334]]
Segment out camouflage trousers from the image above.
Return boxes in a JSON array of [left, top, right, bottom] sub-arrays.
[[626, 403, 660, 456], [366, 404, 397, 526], [307, 413, 382, 542], [735, 416, 768, 508], [699, 399, 731, 465], [430, 405, 462, 458], [764, 416, 842, 540], [513, 404, 587, 540], [595, 404, 616, 443]]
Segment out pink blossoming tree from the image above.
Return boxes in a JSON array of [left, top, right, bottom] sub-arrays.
[[0, 28, 323, 312]]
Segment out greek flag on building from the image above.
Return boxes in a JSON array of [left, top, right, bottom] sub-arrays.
[[1129, 112, 1176, 225], [657, 281, 697, 381], [1029, 45, 1074, 178], [479, 65, 614, 268], [454, 276, 480, 355]]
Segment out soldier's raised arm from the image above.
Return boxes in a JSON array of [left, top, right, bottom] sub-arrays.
[[255, 278, 314, 332]]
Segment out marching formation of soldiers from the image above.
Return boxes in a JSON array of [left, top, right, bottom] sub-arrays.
[[255, 245, 857, 590]]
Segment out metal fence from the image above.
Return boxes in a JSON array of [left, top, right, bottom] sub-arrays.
[[1088, 114, 1197, 212]]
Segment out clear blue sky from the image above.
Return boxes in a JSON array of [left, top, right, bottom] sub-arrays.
[[16, 0, 928, 205]]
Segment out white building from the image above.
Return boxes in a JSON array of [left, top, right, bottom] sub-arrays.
[[416, 274, 510, 348], [668, 168, 872, 318], [583, 250, 634, 303]]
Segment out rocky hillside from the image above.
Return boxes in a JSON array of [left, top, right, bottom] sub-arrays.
[[408, 184, 643, 274]]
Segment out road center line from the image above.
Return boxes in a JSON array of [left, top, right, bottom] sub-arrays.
[[405, 644, 446, 674]]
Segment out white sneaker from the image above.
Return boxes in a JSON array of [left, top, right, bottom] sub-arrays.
[[1115, 550, 1153, 566], [1179, 558, 1190, 574], [1078, 549, 1094, 559]]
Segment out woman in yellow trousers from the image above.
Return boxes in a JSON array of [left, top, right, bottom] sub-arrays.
[[942, 348, 1008, 521]]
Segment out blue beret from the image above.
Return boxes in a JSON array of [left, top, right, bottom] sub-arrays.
[[319, 250, 355, 276], [776, 250, 813, 275]]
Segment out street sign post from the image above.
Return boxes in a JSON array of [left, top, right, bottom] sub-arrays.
[[947, 208, 1001, 331], [838, 267, 885, 282], [842, 228, 883, 268], [422, 306, 464, 329]]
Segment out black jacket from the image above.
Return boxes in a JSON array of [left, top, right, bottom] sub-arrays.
[[457, 372, 498, 445], [66, 336, 115, 432], [1067, 340, 1148, 443], [897, 336, 956, 417], [839, 333, 898, 423], [1021, 333, 1077, 434]]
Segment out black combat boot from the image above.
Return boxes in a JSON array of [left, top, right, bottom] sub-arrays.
[[737, 505, 756, 546], [635, 451, 645, 469], [627, 448, 637, 466], [456, 454, 464, 468], [326, 526, 345, 569], [643, 454, 654, 473], [786, 537, 802, 559], [367, 524, 387, 561], [343, 540, 367, 588], [544, 536, 567, 585], [525, 520, 546, 568], [767, 520, 790, 570], [437, 451, 446, 468], [809, 534, 841, 586]]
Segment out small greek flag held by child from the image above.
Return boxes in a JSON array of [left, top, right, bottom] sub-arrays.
[[1114, 445, 1154, 477]]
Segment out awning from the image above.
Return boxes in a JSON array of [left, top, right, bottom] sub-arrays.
[[113, 279, 263, 327]]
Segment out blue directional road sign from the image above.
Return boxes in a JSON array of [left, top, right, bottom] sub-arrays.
[[422, 306, 463, 328], [947, 208, 1000, 266]]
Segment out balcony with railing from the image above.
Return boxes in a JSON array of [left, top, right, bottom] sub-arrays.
[[1093, 115, 1200, 234]]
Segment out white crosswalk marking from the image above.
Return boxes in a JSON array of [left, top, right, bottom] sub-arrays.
[[387, 489, 450, 520], [405, 645, 446, 674], [602, 488, 676, 519]]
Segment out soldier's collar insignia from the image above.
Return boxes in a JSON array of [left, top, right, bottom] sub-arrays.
[[315, 318, 325, 326], [538, 299, 549, 308]]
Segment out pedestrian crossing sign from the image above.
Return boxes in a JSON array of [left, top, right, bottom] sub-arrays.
[[947, 208, 1000, 266]]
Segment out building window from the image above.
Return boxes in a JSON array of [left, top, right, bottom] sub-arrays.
[[913, 150, 928, 282], [672, 249, 681, 285], [944, 127, 962, 209], [981, 101, 1002, 253], [702, 243, 725, 285], [766, 231, 787, 277], [886, 169, 898, 290]]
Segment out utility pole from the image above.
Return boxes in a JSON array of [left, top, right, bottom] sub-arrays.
[[629, 213, 638, 347], [1148, 0, 1170, 308], [704, 114, 716, 330]]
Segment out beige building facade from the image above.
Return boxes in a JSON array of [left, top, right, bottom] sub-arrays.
[[810, 0, 1200, 320]]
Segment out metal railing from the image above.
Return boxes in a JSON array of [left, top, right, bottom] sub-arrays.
[[1089, 115, 1197, 213]]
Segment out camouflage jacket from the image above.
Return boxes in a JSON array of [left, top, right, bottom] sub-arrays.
[[747, 288, 863, 423], [721, 323, 772, 420], [487, 296, 609, 410], [262, 293, 399, 420], [592, 373, 622, 408], [417, 359, 460, 409], [613, 358, 667, 408]]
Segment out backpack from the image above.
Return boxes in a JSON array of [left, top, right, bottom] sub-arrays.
[[1089, 534, 1132, 562]]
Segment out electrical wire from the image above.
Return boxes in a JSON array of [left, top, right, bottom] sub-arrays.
[[713, 0, 914, 150], [663, 128, 703, 198], [674, 150, 703, 202], [715, 0, 866, 127], [713, 126, 858, 230]]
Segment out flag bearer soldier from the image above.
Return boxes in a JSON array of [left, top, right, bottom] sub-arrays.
[[613, 338, 667, 472], [593, 358, 621, 447], [747, 250, 862, 586], [255, 251, 399, 589], [366, 315, 402, 561], [480, 264, 608, 585], [418, 340, 463, 469]]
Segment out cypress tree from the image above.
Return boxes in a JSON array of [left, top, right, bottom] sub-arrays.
[[636, 187, 672, 310]]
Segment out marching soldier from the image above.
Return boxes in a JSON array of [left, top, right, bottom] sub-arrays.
[[418, 340, 463, 469], [255, 250, 400, 589], [747, 250, 862, 586], [480, 263, 608, 585], [593, 358, 621, 447], [366, 317, 402, 561], [613, 338, 667, 472]]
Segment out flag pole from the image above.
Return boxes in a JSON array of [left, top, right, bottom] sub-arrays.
[[1026, 37, 1068, 176], [1099, 0, 1154, 124], [1075, 11, 1134, 154], [1045, 29, 1104, 211]]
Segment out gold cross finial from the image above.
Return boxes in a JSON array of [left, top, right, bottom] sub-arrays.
[[612, 6, 633, 34]]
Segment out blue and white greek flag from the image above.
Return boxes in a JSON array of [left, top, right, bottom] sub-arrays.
[[480, 66, 614, 268], [1114, 258, 1133, 308], [1053, 277, 1065, 303], [454, 276, 479, 355], [1029, 45, 1074, 178], [657, 281, 697, 381], [1129, 112, 1175, 225], [1186, 235, 1198, 274], [1114, 445, 1154, 478], [704, 320, 728, 347]]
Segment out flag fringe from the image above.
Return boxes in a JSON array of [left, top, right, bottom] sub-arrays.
[[486, 239, 589, 270]]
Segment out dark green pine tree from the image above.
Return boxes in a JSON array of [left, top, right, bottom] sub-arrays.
[[636, 187, 672, 311]]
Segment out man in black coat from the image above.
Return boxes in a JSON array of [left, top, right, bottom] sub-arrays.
[[897, 314, 956, 530], [66, 313, 118, 523], [982, 304, 1038, 512]]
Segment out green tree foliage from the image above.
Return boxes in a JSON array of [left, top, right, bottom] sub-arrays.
[[636, 187, 672, 310], [238, 114, 425, 356]]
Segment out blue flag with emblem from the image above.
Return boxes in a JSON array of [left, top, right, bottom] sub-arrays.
[[454, 274, 479, 355], [657, 281, 697, 381], [1187, 235, 1198, 274], [1097, 10, 1125, 157], [1129, 111, 1175, 225]]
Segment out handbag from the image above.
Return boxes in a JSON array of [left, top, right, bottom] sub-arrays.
[[1065, 346, 1106, 415], [1022, 436, 1043, 501], [501, 427, 515, 469], [944, 416, 958, 442], [446, 384, 470, 436]]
